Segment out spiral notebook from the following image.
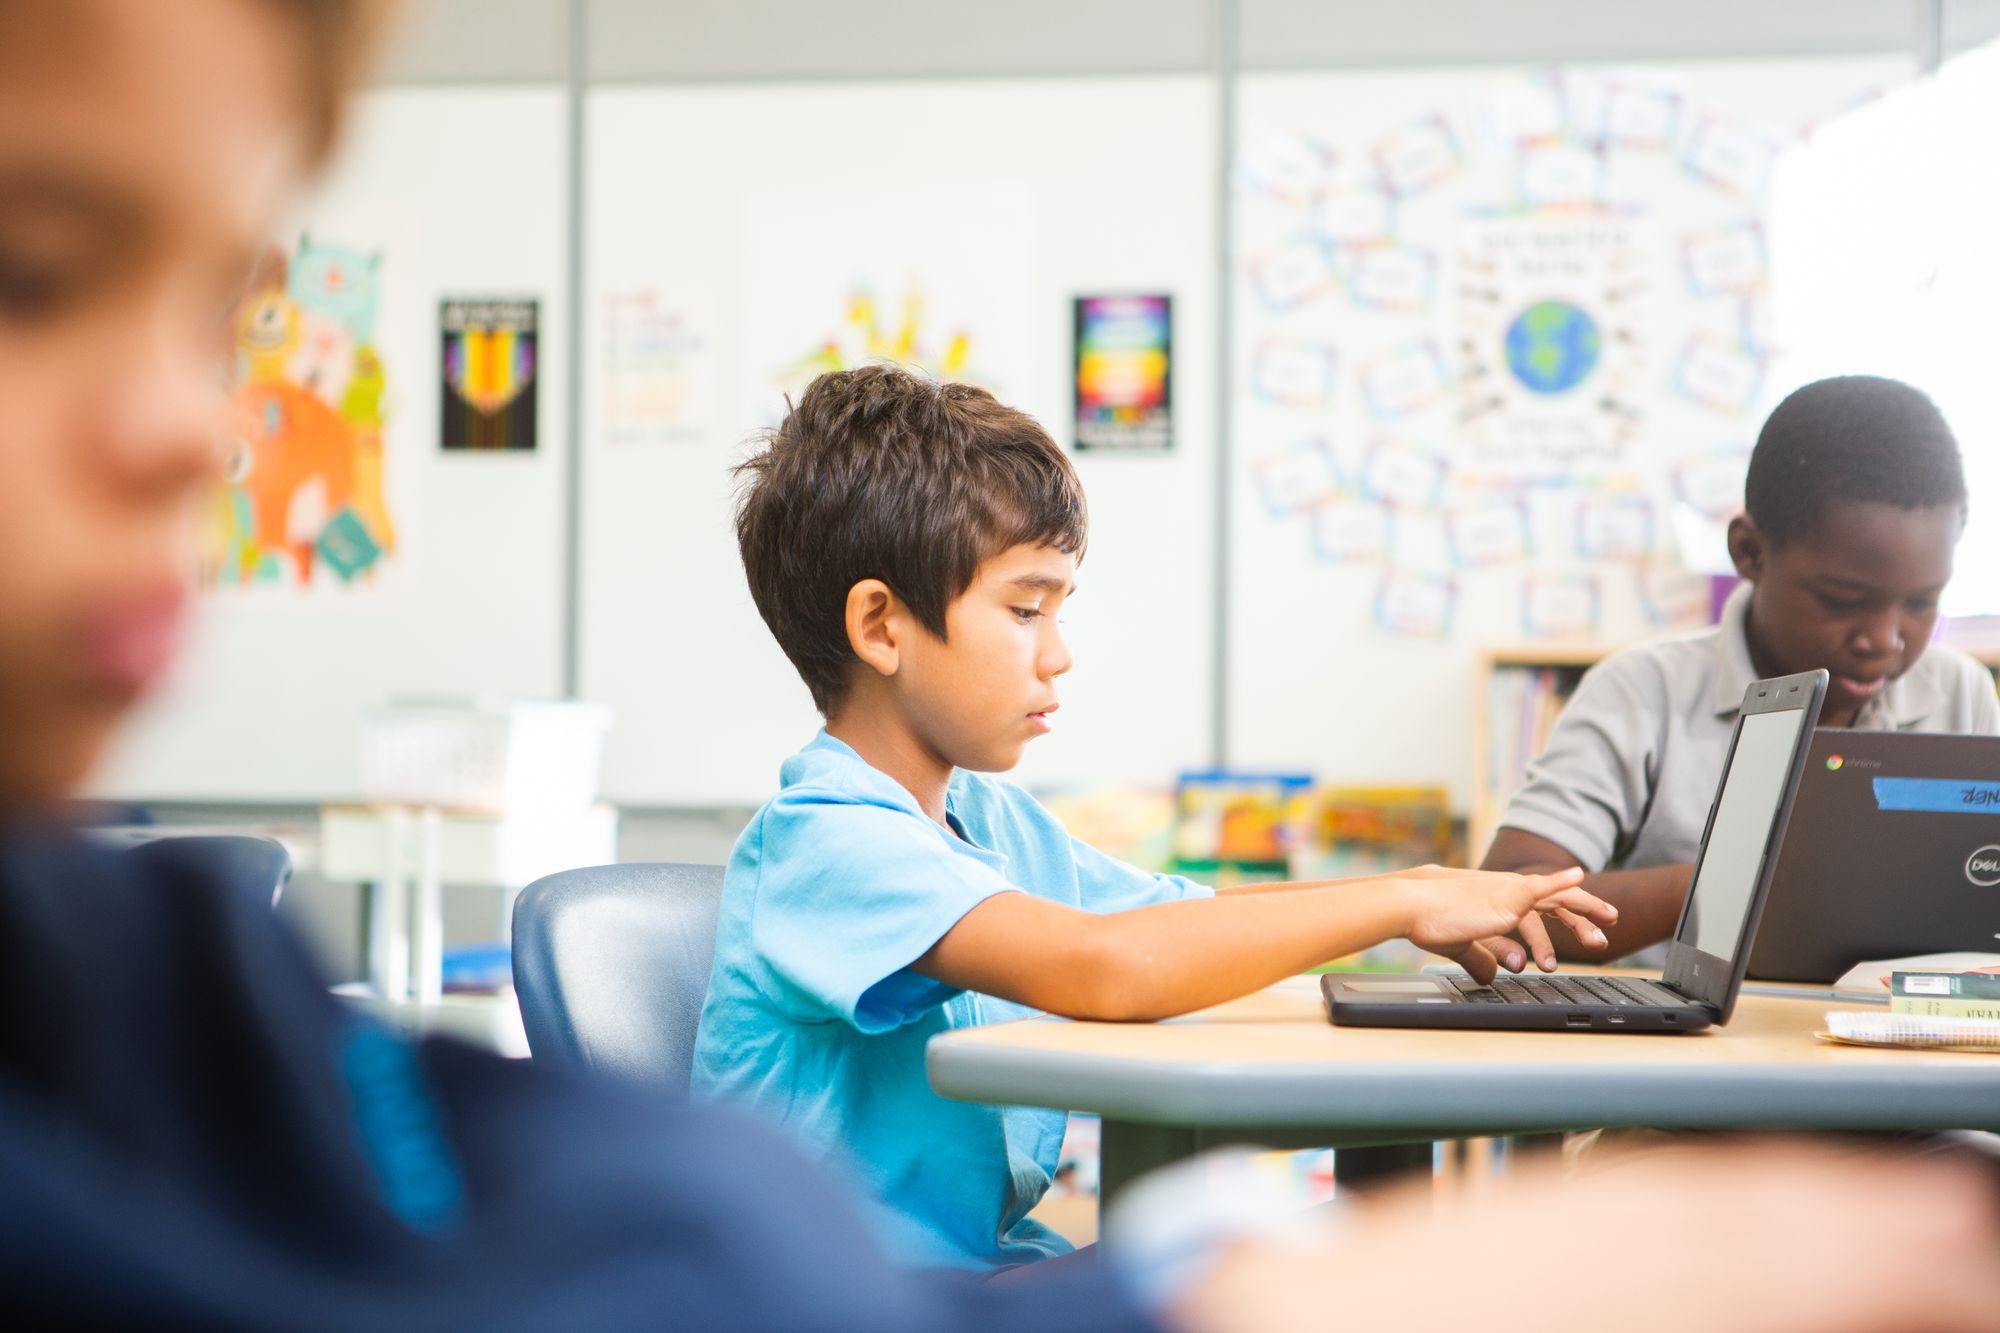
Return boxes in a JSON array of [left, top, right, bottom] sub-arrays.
[[1818, 1011, 2000, 1053]]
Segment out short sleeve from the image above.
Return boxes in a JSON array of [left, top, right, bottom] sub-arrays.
[[1495, 655, 1666, 871], [1069, 836, 1214, 915], [745, 789, 1022, 1034]]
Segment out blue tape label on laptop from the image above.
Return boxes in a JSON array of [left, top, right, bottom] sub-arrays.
[[1871, 778, 2000, 814]]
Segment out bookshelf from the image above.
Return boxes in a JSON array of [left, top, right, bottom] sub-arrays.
[[1469, 642, 2000, 864], [1469, 644, 1622, 862]]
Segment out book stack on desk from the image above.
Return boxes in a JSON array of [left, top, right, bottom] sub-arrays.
[[1891, 969, 2000, 1019]]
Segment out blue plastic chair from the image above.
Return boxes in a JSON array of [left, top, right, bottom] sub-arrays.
[[126, 834, 292, 909], [511, 862, 725, 1089]]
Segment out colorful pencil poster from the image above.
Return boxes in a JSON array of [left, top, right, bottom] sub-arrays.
[[441, 298, 538, 452], [1073, 294, 1172, 453]]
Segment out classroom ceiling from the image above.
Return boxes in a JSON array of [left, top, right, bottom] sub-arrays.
[[377, 0, 1997, 85]]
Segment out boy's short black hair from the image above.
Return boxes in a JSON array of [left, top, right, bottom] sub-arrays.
[[734, 365, 1086, 715], [1745, 375, 1967, 547]]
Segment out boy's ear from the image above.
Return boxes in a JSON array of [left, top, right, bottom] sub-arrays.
[[1726, 514, 1767, 582], [844, 579, 902, 679]]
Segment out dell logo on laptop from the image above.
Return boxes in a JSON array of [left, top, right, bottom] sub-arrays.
[[1966, 846, 2000, 887]]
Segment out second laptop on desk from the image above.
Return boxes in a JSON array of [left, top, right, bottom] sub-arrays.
[[1320, 669, 1827, 1034], [1748, 728, 2000, 983]]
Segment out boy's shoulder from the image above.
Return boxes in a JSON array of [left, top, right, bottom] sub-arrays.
[[1898, 643, 2000, 726], [1578, 620, 1728, 707]]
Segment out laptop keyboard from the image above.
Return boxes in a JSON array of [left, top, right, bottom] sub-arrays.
[[1445, 973, 1680, 1007]]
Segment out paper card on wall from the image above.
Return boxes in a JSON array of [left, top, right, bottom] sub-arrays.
[[1492, 73, 1567, 146], [1641, 565, 1714, 627], [1315, 190, 1395, 248], [1739, 291, 1775, 353], [1360, 439, 1449, 511], [1680, 222, 1766, 298], [1597, 84, 1681, 150], [601, 287, 715, 446], [1360, 341, 1451, 421], [1375, 571, 1457, 639], [1251, 339, 1339, 409], [1522, 574, 1601, 640], [1238, 131, 1335, 201], [1347, 247, 1436, 313], [1445, 502, 1529, 568], [1517, 144, 1604, 210], [1682, 114, 1779, 197], [1374, 116, 1463, 199], [1250, 238, 1338, 312], [1673, 446, 1751, 520], [1575, 494, 1656, 562], [1313, 503, 1393, 564], [1673, 336, 1765, 415], [1253, 438, 1343, 516]]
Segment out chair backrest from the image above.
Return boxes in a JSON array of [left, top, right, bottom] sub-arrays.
[[126, 834, 292, 909], [511, 862, 725, 1089]]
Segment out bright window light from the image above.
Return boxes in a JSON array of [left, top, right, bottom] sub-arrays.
[[1770, 43, 1995, 616]]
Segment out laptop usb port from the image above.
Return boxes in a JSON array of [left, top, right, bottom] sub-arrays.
[[1566, 1013, 1589, 1028]]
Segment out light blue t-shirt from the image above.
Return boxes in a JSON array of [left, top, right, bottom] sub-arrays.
[[691, 731, 1211, 1271]]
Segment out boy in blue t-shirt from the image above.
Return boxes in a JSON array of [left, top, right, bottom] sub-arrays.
[[692, 366, 1612, 1271]]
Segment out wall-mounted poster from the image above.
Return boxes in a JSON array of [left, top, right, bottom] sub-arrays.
[[1073, 294, 1172, 453], [441, 298, 538, 451], [202, 234, 397, 588]]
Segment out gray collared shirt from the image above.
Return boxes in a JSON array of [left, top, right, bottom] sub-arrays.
[[1497, 584, 2000, 871]]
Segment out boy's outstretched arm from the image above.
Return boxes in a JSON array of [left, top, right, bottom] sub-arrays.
[[1480, 827, 1692, 965], [910, 866, 1609, 1021]]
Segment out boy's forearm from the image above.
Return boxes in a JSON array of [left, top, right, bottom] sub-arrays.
[[961, 883, 1415, 1022]]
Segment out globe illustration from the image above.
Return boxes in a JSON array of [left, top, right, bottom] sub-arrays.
[[1503, 299, 1601, 395]]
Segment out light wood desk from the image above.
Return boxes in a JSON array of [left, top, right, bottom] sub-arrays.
[[927, 974, 2000, 1208]]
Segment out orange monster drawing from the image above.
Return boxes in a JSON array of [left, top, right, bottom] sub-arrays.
[[203, 237, 394, 587]]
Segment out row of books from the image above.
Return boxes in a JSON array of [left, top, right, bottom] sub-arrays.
[[1483, 666, 1583, 799]]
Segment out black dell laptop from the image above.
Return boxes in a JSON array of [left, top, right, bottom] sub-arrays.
[[1321, 669, 1826, 1032], [1746, 729, 2000, 983]]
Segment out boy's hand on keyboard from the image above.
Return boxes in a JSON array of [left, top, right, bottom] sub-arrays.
[[1391, 866, 1614, 983]]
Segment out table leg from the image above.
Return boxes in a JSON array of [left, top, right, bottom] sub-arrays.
[[368, 808, 410, 1004], [1099, 1119, 1201, 1221], [1333, 1142, 1434, 1193], [412, 806, 444, 1005]]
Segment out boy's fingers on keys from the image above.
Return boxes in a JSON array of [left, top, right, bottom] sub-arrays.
[[1540, 885, 1617, 925], [1548, 906, 1610, 952], [1443, 940, 1500, 985], [1476, 934, 1527, 972], [1514, 911, 1557, 972], [1523, 866, 1584, 891]]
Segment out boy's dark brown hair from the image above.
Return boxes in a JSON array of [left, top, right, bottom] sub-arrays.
[[735, 365, 1087, 715]]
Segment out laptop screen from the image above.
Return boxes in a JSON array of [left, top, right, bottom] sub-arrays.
[[1675, 707, 1810, 961]]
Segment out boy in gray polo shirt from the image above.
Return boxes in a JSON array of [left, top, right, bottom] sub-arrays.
[[1482, 376, 2000, 966]]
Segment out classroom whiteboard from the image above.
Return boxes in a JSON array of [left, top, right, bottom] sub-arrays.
[[580, 77, 1218, 806], [1224, 57, 1907, 813], [95, 88, 573, 802]]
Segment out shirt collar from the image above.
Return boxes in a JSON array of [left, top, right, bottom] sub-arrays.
[[1854, 652, 1949, 730], [790, 728, 968, 821]]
